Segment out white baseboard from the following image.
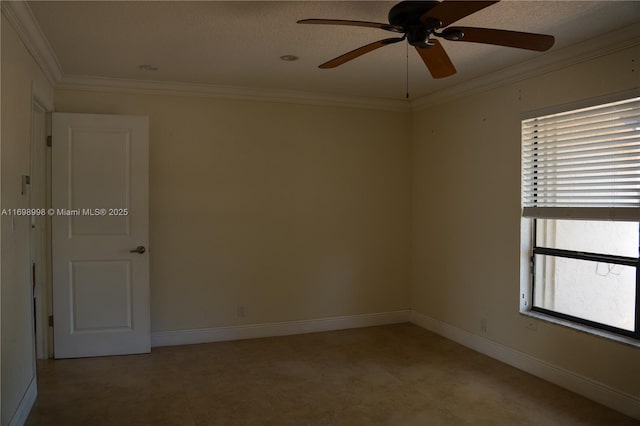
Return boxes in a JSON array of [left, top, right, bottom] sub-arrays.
[[410, 311, 640, 420], [8, 376, 37, 426], [151, 310, 411, 348]]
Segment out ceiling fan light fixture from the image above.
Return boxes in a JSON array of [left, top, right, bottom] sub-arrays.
[[406, 26, 430, 46]]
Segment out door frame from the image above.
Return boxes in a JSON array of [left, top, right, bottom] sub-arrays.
[[31, 86, 53, 359]]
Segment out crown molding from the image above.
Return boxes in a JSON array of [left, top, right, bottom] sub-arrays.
[[4, 0, 637, 113], [1, 0, 63, 84], [56, 75, 411, 112], [2, 0, 407, 112], [410, 22, 640, 111]]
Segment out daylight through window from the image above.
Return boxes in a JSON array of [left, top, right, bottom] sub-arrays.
[[521, 95, 640, 339]]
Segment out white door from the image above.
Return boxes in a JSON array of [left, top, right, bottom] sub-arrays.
[[52, 113, 150, 358]]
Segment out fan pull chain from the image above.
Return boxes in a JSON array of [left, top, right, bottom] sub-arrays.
[[406, 42, 409, 99]]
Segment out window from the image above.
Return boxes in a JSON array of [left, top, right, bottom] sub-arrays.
[[521, 94, 640, 340]]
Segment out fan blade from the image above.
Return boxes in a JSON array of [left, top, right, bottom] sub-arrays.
[[421, 1, 499, 28], [415, 40, 456, 79], [319, 37, 405, 69], [445, 27, 554, 51], [297, 19, 402, 32]]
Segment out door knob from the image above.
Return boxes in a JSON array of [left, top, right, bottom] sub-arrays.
[[129, 245, 146, 254]]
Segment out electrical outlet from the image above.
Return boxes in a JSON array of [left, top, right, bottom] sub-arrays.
[[480, 318, 487, 333]]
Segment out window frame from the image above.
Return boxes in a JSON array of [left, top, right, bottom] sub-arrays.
[[530, 218, 640, 340], [520, 89, 640, 343]]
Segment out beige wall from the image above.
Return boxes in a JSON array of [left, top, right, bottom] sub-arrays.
[[411, 45, 639, 397], [1, 14, 54, 426], [2, 9, 638, 422], [53, 90, 412, 332]]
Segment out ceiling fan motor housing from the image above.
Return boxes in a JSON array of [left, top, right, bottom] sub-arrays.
[[388, 1, 442, 46]]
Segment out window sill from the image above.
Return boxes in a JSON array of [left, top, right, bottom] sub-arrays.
[[520, 310, 640, 348]]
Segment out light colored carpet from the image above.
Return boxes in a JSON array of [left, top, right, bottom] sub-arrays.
[[26, 323, 638, 425]]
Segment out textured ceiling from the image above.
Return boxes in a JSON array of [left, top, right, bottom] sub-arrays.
[[27, 1, 640, 100]]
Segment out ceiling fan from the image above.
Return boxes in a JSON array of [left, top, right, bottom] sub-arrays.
[[298, 1, 555, 78]]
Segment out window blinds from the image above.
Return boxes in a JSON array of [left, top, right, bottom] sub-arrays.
[[522, 97, 640, 221]]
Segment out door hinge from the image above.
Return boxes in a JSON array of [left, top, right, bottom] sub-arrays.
[[48, 315, 54, 327], [46, 135, 52, 147]]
